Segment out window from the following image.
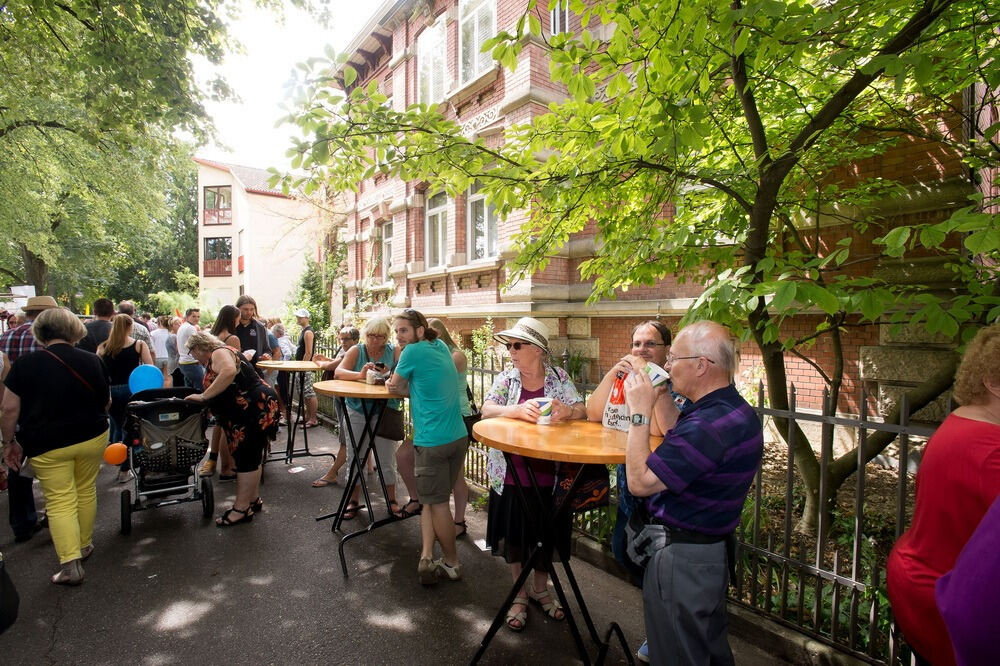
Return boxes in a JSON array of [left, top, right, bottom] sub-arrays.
[[459, 0, 495, 86], [467, 181, 498, 260], [203, 186, 232, 225], [425, 192, 448, 269], [550, 0, 570, 35], [417, 20, 446, 105], [203, 237, 232, 277], [382, 221, 393, 281]]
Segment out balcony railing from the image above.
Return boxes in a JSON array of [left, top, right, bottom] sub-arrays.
[[238, 255, 244, 273], [203, 259, 232, 277], [204, 209, 232, 225]]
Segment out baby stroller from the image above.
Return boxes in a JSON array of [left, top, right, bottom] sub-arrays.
[[119, 387, 213, 535]]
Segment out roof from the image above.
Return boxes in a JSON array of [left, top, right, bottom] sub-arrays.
[[193, 157, 289, 198]]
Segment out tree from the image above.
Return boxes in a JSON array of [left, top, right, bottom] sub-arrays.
[[282, 0, 1000, 532], [287, 257, 332, 333]]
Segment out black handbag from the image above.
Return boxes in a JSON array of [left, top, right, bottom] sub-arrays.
[[463, 385, 481, 441], [0, 551, 19, 635], [375, 406, 405, 440], [553, 463, 611, 512]]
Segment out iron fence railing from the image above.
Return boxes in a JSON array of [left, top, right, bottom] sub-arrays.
[[312, 336, 927, 664]]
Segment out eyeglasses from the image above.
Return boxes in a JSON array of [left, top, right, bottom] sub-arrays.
[[366, 333, 386, 339], [666, 353, 715, 365], [504, 341, 531, 351], [631, 341, 666, 350]]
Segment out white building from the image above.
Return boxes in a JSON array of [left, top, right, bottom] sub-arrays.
[[195, 157, 324, 319]]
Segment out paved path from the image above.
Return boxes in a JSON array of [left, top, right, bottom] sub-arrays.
[[1, 425, 786, 664]]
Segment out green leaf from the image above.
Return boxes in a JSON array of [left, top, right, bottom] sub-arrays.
[[343, 65, 357, 88], [771, 282, 797, 310]]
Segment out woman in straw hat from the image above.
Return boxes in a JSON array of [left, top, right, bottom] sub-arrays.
[[481, 317, 586, 632]]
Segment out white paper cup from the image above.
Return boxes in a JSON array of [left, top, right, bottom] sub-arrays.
[[534, 397, 553, 425], [642, 362, 669, 387]]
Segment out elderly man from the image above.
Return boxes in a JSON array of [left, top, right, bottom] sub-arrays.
[[624, 320, 763, 665], [0, 295, 58, 542]]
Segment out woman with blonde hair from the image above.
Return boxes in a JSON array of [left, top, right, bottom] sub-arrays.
[[198, 305, 242, 480], [888, 324, 1000, 665], [333, 316, 402, 519], [98, 313, 153, 482], [184, 331, 279, 527], [394, 318, 472, 533], [2, 307, 110, 584]]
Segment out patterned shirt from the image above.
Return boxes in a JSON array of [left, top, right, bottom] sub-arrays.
[[0, 322, 39, 363], [645, 384, 763, 535]]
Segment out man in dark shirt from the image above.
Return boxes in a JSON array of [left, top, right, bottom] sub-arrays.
[[78, 298, 115, 353], [624, 320, 763, 665], [0, 295, 58, 542], [234, 295, 271, 368]]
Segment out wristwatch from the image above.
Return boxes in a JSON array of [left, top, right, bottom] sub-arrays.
[[630, 413, 651, 427]]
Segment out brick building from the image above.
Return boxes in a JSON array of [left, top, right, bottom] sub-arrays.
[[334, 0, 990, 422]]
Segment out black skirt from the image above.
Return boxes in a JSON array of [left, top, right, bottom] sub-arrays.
[[485, 486, 572, 571]]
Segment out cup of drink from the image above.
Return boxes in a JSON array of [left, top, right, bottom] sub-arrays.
[[534, 397, 553, 425], [642, 361, 670, 387], [366, 369, 378, 384]]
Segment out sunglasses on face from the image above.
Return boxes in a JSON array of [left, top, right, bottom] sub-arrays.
[[504, 341, 532, 351]]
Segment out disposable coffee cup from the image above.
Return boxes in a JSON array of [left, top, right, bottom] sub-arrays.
[[366, 369, 378, 384], [535, 397, 553, 425], [243, 349, 256, 360], [642, 362, 669, 387]]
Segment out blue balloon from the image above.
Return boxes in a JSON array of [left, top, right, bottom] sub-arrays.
[[128, 364, 164, 394]]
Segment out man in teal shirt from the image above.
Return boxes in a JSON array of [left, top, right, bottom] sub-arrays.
[[387, 309, 468, 585]]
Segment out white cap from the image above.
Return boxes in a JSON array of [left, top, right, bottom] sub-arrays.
[[294, 308, 310, 318]]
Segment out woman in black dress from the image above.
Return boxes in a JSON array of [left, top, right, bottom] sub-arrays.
[[184, 331, 279, 527]]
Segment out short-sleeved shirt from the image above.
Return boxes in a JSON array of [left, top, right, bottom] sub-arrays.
[[234, 318, 267, 364], [176, 321, 198, 364], [78, 319, 113, 353], [0, 322, 39, 363], [645, 384, 763, 535], [393, 339, 467, 448], [4, 344, 110, 457]]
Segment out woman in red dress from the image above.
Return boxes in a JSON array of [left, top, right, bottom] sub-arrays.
[[887, 324, 1000, 665]]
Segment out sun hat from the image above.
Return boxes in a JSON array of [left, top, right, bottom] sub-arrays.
[[293, 308, 310, 318], [494, 317, 550, 353], [24, 295, 58, 312]]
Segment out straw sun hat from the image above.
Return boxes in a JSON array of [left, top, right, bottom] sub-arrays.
[[493, 317, 550, 353], [23, 295, 58, 312]]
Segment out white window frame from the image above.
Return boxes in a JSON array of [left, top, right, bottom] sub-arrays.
[[424, 192, 449, 269], [417, 19, 446, 105], [458, 0, 496, 86], [550, 0, 570, 35], [381, 221, 393, 281], [466, 182, 499, 261]]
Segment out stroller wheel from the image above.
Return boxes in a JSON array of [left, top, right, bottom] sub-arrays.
[[201, 477, 214, 518], [120, 489, 132, 536]]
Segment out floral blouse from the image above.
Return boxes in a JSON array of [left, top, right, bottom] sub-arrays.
[[484, 364, 583, 494]]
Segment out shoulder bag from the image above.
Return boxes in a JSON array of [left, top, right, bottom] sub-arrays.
[[463, 385, 481, 442], [375, 406, 405, 441], [553, 462, 611, 513]]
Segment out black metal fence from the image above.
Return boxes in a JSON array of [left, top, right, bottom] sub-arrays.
[[313, 336, 926, 664]]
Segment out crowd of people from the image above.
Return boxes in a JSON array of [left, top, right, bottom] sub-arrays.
[[2, 291, 996, 665]]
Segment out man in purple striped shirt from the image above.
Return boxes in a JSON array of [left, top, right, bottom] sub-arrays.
[[624, 320, 763, 665]]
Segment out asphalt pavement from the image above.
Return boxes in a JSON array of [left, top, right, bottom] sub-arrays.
[[1, 424, 786, 665]]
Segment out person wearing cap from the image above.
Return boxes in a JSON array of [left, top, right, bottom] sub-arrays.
[[0, 294, 59, 543], [481, 317, 586, 632], [294, 308, 319, 428], [386, 309, 469, 585]]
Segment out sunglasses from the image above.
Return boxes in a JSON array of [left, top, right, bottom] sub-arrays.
[[504, 341, 532, 351]]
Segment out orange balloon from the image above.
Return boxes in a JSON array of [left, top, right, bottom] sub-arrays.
[[103, 442, 128, 465]]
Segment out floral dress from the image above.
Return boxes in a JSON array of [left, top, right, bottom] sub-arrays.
[[204, 347, 280, 457]]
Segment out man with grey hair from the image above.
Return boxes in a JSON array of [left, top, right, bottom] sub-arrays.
[[623, 320, 762, 665]]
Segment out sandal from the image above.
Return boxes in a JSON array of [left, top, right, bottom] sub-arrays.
[[454, 520, 468, 538], [250, 497, 263, 513], [216, 506, 254, 528], [311, 477, 338, 488], [389, 500, 402, 517], [341, 501, 362, 521], [527, 583, 564, 620], [506, 595, 529, 632], [398, 498, 422, 518]]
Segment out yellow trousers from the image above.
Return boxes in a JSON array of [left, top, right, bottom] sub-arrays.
[[30, 429, 109, 563]]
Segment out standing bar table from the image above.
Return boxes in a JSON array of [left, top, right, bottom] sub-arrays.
[[257, 360, 332, 464], [312, 379, 413, 576], [471, 417, 659, 666]]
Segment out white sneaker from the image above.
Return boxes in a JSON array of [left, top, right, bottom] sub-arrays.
[[433, 558, 462, 581]]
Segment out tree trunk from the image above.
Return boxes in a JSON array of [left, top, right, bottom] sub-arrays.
[[19, 243, 49, 295]]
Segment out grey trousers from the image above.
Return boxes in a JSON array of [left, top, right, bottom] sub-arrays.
[[642, 540, 734, 666]]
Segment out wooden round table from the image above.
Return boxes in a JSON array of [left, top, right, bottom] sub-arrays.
[[470, 417, 659, 665], [257, 360, 324, 463], [313, 379, 409, 577]]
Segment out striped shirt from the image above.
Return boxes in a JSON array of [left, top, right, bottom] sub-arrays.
[[645, 384, 763, 536]]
